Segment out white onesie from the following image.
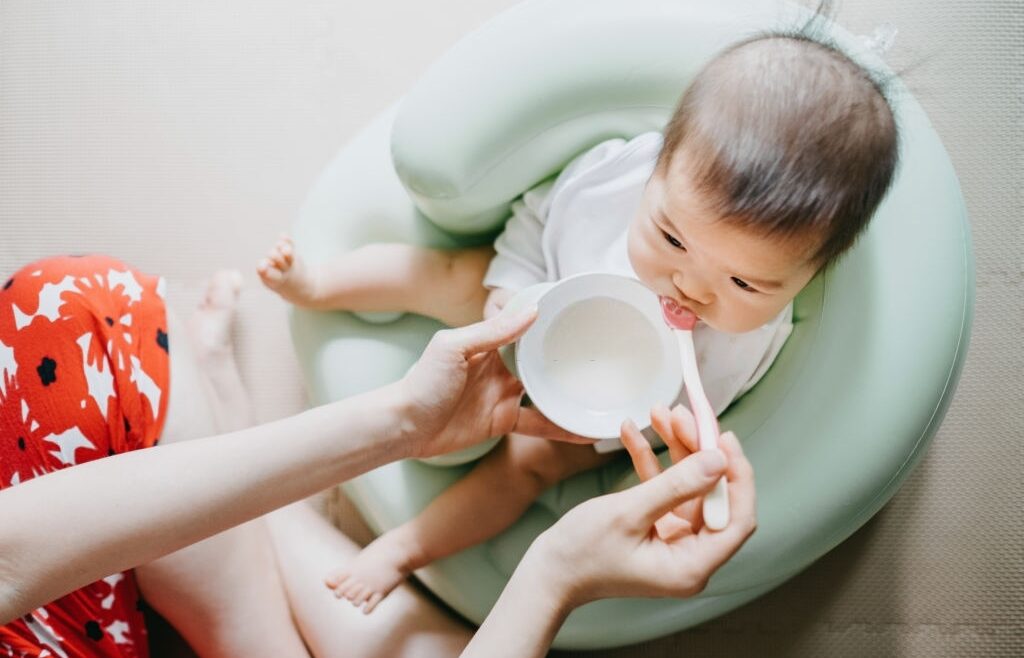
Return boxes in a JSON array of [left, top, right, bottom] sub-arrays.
[[483, 132, 793, 450]]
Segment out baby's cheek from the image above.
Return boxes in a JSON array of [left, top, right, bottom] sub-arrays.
[[721, 302, 785, 333], [625, 228, 643, 272], [626, 231, 657, 279], [707, 310, 758, 334]]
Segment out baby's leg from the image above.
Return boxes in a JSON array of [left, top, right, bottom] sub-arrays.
[[135, 274, 308, 657], [326, 436, 613, 613], [258, 235, 494, 327], [266, 501, 472, 657]]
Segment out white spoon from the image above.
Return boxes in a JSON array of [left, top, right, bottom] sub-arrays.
[[659, 296, 730, 531]]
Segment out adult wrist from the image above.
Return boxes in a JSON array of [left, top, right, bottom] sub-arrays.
[[323, 381, 420, 464], [518, 534, 586, 615], [466, 543, 576, 658], [390, 374, 469, 462], [379, 381, 423, 460]]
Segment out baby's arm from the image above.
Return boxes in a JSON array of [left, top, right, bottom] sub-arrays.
[[481, 181, 555, 309], [484, 287, 515, 319]]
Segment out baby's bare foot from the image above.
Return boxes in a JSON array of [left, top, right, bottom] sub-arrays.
[[257, 235, 319, 306], [324, 535, 414, 614]]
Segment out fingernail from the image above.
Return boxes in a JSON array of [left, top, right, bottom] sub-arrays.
[[700, 449, 726, 476]]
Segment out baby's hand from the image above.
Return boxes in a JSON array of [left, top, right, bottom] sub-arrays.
[[621, 405, 707, 541], [483, 287, 514, 320]]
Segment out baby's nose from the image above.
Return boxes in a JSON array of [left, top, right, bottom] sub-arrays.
[[673, 271, 713, 306]]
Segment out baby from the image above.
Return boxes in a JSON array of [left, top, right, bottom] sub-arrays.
[[259, 33, 898, 613]]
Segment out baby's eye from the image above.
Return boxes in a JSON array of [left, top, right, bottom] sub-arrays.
[[731, 277, 758, 293], [662, 230, 685, 251]]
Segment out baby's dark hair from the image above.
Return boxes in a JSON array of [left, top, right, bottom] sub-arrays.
[[657, 32, 899, 267]]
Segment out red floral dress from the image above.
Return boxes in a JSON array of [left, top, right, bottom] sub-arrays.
[[0, 255, 170, 658]]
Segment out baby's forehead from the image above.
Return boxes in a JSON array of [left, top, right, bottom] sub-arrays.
[[651, 168, 823, 272]]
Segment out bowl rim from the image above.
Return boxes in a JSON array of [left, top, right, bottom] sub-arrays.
[[515, 272, 684, 439]]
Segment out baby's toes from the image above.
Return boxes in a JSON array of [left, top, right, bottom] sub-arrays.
[[278, 239, 294, 266], [324, 570, 350, 590], [351, 586, 372, 607], [333, 579, 352, 598], [273, 235, 294, 261], [257, 258, 282, 283], [363, 593, 384, 614], [340, 580, 363, 602], [270, 246, 289, 271]]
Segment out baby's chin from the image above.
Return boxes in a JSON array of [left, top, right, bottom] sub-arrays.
[[697, 314, 733, 333], [697, 313, 763, 334]]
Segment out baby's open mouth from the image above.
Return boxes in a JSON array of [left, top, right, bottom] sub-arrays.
[[659, 296, 699, 330]]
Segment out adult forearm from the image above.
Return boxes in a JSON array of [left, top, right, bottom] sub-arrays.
[[463, 548, 575, 658], [0, 383, 413, 623]]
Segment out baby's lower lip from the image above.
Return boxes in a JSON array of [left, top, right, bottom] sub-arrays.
[[659, 296, 700, 329], [670, 297, 700, 318]]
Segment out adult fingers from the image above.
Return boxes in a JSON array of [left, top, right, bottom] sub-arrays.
[[650, 406, 686, 465], [651, 407, 684, 462], [717, 431, 756, 534], [669, 405, 700, 454], [621, 419, 661, 482], [514, 407, 597, 445], [649, 406, 698, 519], [691, 432, 757, 566], [655, 514, 694, 541], [443, 304, 538, 357], [490, 390, 525, 442], [621, 450, 727, 527], [717, 431, 751, 480]]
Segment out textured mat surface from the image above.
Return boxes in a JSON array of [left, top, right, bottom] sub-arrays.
[[1, 1, 1020, 656]]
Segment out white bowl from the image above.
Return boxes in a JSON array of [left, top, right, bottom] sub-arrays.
[[514, 273, 683, 439]]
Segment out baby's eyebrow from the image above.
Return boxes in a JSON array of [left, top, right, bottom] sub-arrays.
[[656, 209, 686, 238]]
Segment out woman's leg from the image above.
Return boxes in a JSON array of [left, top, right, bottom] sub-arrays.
[[266, 501, 473, 658], [134, 273, 309, 657], [257, 236, 494, 327], [327, 436, 613, 613]]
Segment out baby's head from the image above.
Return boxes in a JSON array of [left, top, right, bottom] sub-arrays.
[[628, 33, 898, 333]]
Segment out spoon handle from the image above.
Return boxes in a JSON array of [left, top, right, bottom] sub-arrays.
[[677, 330, 730, 531]]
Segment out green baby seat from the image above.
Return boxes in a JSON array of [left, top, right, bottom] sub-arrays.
[[290, 0, 973, 649]]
